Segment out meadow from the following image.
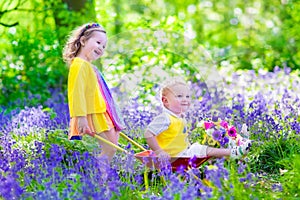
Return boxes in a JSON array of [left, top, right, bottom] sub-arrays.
[[1, 66, 299, 199]]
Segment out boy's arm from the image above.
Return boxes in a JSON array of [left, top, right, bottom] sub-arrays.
[[145, 130, 170, 158], [145, 130, 162, 152]]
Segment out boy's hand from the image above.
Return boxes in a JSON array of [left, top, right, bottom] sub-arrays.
[[155, 149, 171, 160]]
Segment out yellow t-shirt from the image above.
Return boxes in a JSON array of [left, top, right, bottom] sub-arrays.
[[68, 57, 106, 117], [147, 110, 189, 157]]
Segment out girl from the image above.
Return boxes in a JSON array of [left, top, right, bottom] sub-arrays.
[[63, 22, 125, 162]]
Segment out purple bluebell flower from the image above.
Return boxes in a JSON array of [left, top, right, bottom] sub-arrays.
[[212, 130, 222, 141], [272, 183, 283, 192], [220, 137, 229, 147]]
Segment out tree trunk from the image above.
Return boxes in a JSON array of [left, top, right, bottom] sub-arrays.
[[51, 0, 96, 45], [63, 0, 86, 11]]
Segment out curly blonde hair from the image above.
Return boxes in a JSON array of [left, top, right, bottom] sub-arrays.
[[62, 22, 106, 65], [160, 77, 189, 97]]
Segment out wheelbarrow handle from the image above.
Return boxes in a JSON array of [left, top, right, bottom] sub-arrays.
[[120, 132, 147, 151], [93, 134, 128, 153], [87, 131, 146, 153]]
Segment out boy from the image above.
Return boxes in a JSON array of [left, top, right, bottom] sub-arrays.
[[144, 77, 251, 159]]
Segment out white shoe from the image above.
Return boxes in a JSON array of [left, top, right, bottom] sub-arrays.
[[230, 140, 252, 159], [240, 123, 249, 138]]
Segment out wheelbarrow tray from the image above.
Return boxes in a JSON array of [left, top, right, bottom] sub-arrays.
[[92, 133, 210, 171], [135, 150, 210, 172]]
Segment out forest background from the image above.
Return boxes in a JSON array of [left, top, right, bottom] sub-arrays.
[[1, 1, 300, 199], [1, 0, 300, 110]]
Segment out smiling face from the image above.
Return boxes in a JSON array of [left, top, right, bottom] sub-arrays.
[[162, 83, 191, 115], [77, 31, 107, 62]]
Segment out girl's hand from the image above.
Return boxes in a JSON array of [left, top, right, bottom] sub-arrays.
[[77, 116, 91, 135]]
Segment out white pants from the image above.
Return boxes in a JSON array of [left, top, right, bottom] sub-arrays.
[[177, 142, 208, 157]]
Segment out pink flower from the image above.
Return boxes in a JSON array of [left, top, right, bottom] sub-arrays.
[[227, 126, 237, 137], [237, 138, 243, 146], [204, 121, 214, 130], [220, 120, 228, 129]]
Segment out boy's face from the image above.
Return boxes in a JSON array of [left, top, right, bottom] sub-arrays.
[[162, 84, 191, 115]]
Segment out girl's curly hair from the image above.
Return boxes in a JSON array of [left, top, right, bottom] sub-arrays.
[[62, 23, 106, 65]]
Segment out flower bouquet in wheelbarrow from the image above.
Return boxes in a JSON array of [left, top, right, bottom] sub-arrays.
[[195, 116, 251, 150]]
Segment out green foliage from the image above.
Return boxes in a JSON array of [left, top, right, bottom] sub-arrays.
[[1, 26, 67, 108], [280, 154, 300, 198], [0, 0, 98, 109], [249, 134, 300, 175], [10, 126, 99, 163], [45, 129, 103, 158], [111, 181, 146, 200], [2, 0, 300, 109], [224, 162, 283, 199], [11, 129, 47, 156]]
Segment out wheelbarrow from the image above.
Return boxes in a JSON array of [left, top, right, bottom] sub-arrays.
[[88, 132, 211, 189]]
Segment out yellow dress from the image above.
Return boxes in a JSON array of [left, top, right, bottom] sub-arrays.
[[67, 57, 114, 140], [69, 113, 114, 140]]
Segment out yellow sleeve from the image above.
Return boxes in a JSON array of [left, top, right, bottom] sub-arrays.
[[68, 60, 88, 117]]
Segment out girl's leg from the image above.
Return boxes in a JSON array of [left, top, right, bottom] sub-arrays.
[[97, 128, 120, 162]]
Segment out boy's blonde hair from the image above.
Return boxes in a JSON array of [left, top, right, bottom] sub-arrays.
[[160, 77, 189, 98], [62, 22, 106, 65]]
